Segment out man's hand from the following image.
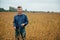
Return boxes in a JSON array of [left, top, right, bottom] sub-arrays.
[[21, 23, 25, 27], [14, 27, 16, 30]]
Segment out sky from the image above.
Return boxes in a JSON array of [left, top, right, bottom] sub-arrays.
[[0, 0, 60, 12]]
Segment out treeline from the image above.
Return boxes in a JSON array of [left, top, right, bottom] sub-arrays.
[[0, 7, 17, 12], [0, 7, 56, 13]]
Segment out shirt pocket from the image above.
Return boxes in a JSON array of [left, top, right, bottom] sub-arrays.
[[21, 17, 25, 23]]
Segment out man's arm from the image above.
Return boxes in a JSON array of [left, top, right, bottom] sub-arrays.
[[13, 16, 16, 29], [24, 15, 28, 26], [21, 15, 28, 27]]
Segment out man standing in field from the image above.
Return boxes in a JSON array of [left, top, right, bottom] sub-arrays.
[[13, 6, 28, 40]]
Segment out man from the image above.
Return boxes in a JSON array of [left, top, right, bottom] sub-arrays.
[[13, 6, 28, 40]]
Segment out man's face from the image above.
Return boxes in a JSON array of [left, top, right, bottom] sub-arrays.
[[17, 8, 22, 14]]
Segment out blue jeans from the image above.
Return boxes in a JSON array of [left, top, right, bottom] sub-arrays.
[[15, 28, 26, 40]]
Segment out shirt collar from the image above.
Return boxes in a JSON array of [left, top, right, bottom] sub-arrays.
[[17, 14, 23, 16]]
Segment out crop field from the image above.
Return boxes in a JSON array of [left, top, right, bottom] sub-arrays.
[[0, 12, 60, 40]]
